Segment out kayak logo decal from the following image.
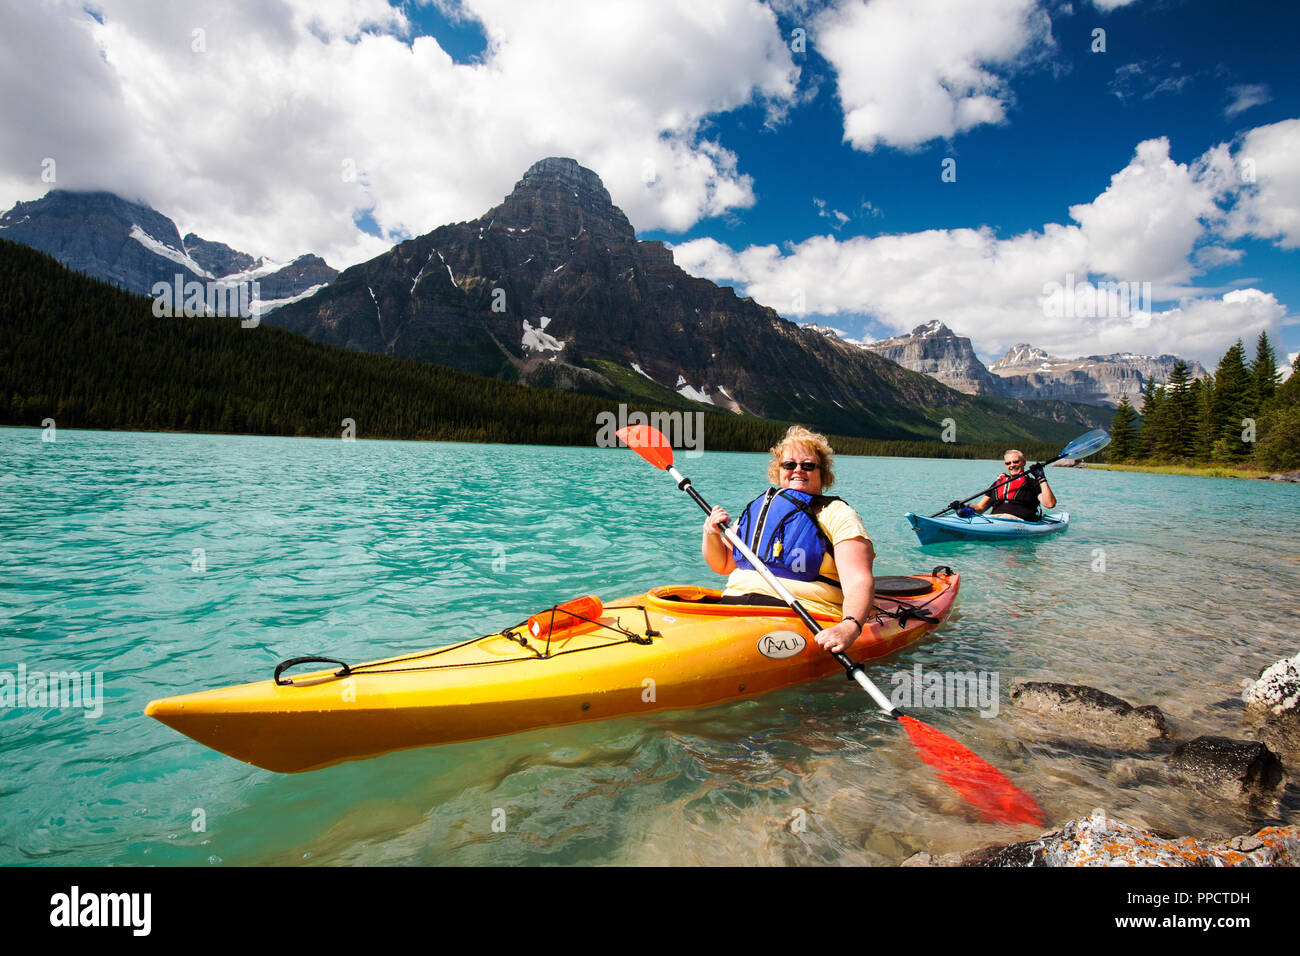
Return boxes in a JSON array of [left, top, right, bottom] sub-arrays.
[[758, 631, 806, 659]]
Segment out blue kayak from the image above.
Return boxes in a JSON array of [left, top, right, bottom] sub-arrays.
[[905, 511, 1070, 545]]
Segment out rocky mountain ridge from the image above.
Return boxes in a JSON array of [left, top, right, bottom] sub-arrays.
[[989, 344, 1209, 406], [855, 322, 1208, 407], [269, 157, 1089, 438], [861, 321, 1005, 397], [0, 190, 336, 310]]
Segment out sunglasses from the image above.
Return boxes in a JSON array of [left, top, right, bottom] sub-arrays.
[[1004, 460, 1024, 466], [780, 460, 820, 472]]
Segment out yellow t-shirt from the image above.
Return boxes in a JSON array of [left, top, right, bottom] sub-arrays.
[[722, 498, 871, 617]]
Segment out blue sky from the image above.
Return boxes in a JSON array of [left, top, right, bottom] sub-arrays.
[[2, 0, 1296, 368]]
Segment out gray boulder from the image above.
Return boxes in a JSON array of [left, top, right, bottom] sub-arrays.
[[1166, 736, 1284, 795], [1009, 681, 1170, 747]]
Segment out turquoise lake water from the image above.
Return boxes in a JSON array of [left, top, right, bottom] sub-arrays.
[[2, 427, 1298, 865]]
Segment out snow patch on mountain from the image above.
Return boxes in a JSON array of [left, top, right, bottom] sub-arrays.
[[522, 317, 564, 353], [675, 375, 714, 404], [218, 257, 288, 283], [249, 283, 328, 316], [129, 225, 212, 278]]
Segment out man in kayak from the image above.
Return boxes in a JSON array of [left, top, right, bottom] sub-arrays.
[[968, 450, 1057, 520], [701, 426, 875, 655]]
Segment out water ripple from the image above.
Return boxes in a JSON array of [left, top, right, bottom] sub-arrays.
[[2, 430, 1298, 865]]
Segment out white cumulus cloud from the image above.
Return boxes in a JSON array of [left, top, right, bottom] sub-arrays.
[[1068, 137, 1233, 284], [671, 129, 1292, 366], [0, 0, 797, 267], [1221, 119, 1300, 250], [813, 0, 1053, 151]]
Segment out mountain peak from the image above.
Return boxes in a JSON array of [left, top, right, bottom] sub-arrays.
[[990, 343, 1053, 370], [0, 188, 336, 303], [487, 156, 635, 245], [519, 156, 604, 191], [863, 321, 1002, 396], [909, 320, 951, 337]]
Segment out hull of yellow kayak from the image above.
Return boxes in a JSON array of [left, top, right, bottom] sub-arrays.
[[146, 571, 959, 773]]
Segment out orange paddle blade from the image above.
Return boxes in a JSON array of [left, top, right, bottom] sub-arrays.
[[898, 715, 1043, 826], [616, 425, 674, 470]]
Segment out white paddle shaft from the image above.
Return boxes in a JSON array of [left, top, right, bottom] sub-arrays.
[[670, 466, 897, 715]]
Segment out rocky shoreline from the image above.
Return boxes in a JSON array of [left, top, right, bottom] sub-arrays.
[[906, 654, 1300, 866]]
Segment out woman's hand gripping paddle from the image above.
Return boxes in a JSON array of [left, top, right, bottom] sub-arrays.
[[617, 424, 1043, 826]]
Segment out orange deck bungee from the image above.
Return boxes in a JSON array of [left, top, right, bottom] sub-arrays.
[[146, 571, 959, 773]]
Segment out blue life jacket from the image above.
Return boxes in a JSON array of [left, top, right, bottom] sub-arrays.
[[732, 488, 843, 588]]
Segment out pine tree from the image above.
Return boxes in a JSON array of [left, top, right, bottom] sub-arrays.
[[1250, 330, 1282, 411], [1109, 393, 1139, 461], [1192, 374, 1215, 460], [1255, 353, 1300, 471], [1157, 360, 1196, 460], [1210, 340, 1253, 461], [1138, 377, 1162, 459]]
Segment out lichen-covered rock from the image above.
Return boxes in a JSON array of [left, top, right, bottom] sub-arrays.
[[1009, 681, 1170, 746], [1245, 653, 1300, 716], [903, 814, 1300, 867], [1242, 653, 1300, 762], [1166, 736, 1284, 795]]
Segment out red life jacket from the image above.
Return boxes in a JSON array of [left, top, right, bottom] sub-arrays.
[[991, 473, 1041, 520]]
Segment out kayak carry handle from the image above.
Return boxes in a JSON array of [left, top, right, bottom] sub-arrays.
[[274, 657, 353, 686]]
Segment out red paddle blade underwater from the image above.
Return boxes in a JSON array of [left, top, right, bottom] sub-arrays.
[[616, 425, 674, 470], [898, 715, 1043, 826]]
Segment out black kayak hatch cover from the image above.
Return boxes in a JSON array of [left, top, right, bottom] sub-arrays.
[[874, 576, 933, 597]]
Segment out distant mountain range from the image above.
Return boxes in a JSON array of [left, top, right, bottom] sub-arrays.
[[1, 164, 1115, 441], [0, 190, 336, 313], [857, 321, 1207, 408], [264, 157, 1108, 438]]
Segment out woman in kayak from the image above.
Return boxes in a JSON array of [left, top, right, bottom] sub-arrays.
[[701, 426, 875, 654], [969, 449, 1057, 520]]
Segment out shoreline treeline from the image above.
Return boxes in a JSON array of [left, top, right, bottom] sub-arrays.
[[1, 238, 1057, 463], [1107, 335, 1299, 471]]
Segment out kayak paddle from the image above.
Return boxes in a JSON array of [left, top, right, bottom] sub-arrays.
[[617, 424, 1043, 826], [931, 428, 1110, 518]]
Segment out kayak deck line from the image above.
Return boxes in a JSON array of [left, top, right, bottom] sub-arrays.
[[145, 572, 960, 773]]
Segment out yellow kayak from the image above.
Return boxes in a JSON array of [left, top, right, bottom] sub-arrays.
[[146, 569, 959, 773]]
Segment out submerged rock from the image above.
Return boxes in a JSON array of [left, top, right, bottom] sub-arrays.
[[1243, 653, 1300, 763], [1166, 736, 1285, 795], [1009, 681, 1170, 746], [903, 813, 1300, 867]]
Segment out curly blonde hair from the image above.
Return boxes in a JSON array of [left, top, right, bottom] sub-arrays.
[[766, 425, 836, 489]]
